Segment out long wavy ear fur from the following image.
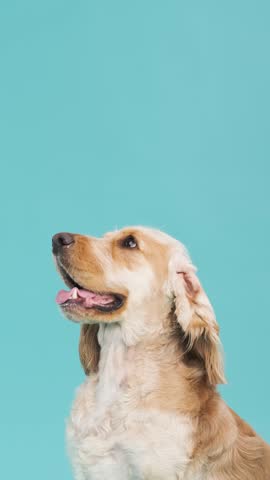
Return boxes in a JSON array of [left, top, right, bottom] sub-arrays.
[[79, 324, 100, 375], [172, 268, 226, 385]]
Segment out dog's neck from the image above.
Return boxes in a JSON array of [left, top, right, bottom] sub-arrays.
[[95, 316, 209, 416], [97, 301, 173, 362], [96, 312, 213, 415], [94, 323, 127, 408], [96, 317, 172, 388]]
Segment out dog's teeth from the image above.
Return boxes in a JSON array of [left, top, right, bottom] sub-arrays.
[[71, 288, 78, 299]]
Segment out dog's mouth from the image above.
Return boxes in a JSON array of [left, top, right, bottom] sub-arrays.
[[55, 262, 125, 313]]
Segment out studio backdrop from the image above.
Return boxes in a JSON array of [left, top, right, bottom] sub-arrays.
[[1, 1, 269, 479]]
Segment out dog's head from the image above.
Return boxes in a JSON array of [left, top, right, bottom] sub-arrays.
[[52, 226, 225, 385]]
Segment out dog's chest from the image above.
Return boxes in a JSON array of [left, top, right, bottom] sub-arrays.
[[67, 379, 194, 480], [67, 326, 194, 479]]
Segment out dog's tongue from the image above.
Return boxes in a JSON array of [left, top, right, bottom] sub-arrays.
[[56, 287, 114, 307]]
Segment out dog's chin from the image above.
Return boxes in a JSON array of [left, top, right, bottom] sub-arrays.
[[59, 298, 127, 324]]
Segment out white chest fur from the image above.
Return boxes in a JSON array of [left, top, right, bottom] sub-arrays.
[[66, 325, 194, 480]]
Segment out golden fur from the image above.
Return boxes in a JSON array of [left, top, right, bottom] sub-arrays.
[[54, 226, 270, 479]]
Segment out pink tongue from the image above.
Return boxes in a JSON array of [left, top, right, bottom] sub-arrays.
[[56, 287, 114, 307]]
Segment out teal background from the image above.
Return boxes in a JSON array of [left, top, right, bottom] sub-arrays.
[[1, 1, 270, 478]]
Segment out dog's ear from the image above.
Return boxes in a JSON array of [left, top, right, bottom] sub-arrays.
[[171, 266, 226, 385], [79, 324, 100, 375]]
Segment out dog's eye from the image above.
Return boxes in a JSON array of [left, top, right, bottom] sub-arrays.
[[121, 235, 138, 249]]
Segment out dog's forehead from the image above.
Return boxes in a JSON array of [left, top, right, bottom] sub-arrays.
[[103, 226, 168, 242], [103, 226, 187, 253]]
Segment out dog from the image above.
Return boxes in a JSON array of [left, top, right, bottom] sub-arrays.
[[52, 226, 270, 479]]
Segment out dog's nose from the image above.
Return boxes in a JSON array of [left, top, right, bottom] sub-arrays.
[[52, 232, 75, 254]]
